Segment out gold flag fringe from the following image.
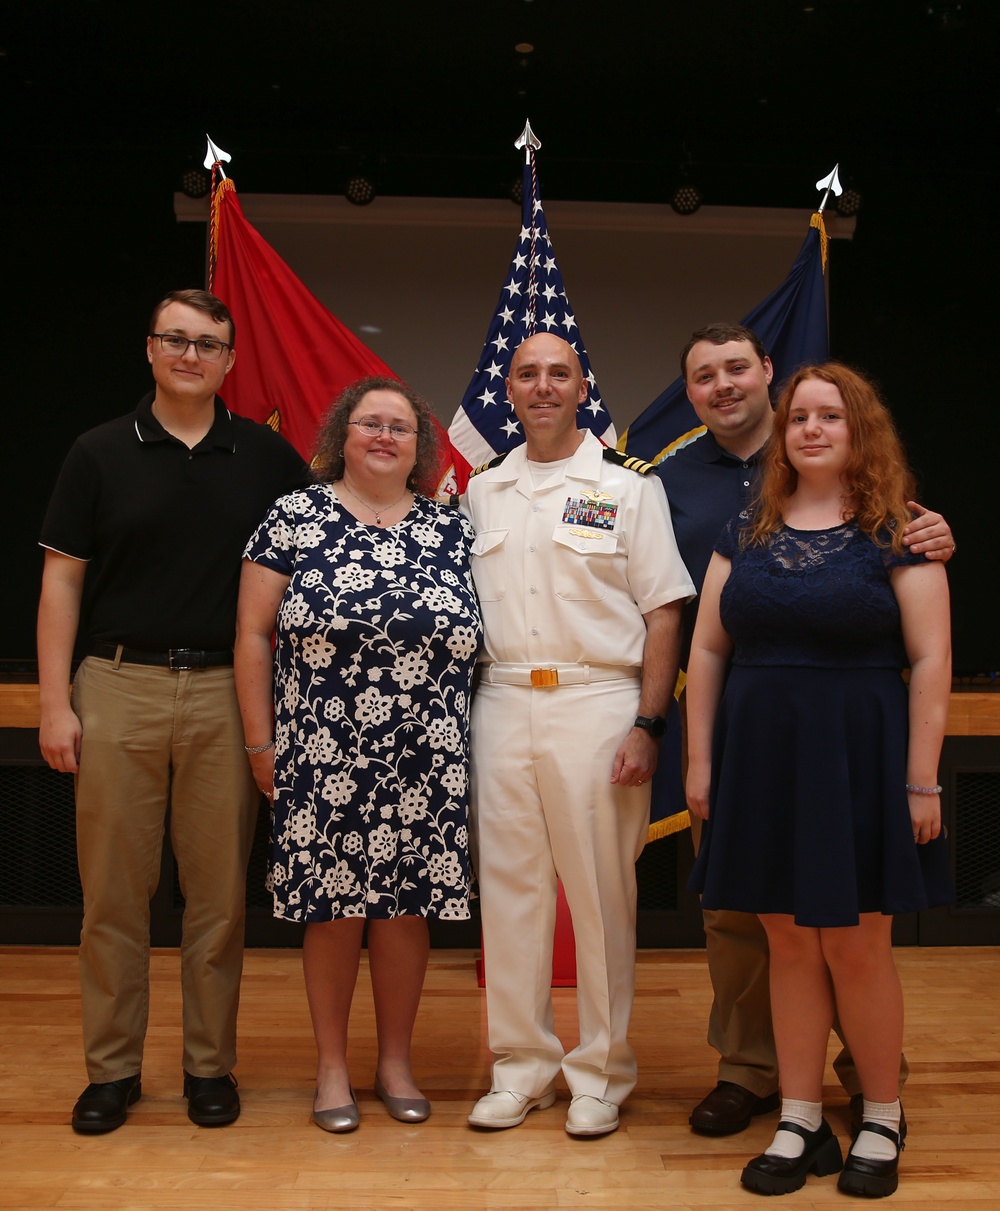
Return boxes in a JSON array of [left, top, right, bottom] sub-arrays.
[[647, 809, 691, 844], [810, 211, 828, 273], [208, 174, 236, 293]]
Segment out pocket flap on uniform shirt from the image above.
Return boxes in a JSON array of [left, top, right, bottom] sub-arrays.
[[551, 525, 619, 555], [471, 529, 508, 556]]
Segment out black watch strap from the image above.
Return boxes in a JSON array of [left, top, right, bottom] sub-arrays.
[[633, 714, 667, 738]]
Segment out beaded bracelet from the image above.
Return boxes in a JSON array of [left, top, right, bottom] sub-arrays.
[[905, 783, 942, 795], [244, 739, 275, 755]]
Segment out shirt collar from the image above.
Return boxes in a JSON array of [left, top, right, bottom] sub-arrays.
[[687, 428, 764, 466], [488, 430, 604, 480], [134, 392, 236, 452]]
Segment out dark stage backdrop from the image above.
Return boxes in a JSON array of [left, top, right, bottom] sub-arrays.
[[3, 154, 994, 676]]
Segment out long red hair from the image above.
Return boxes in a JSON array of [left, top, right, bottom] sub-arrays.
[[746, 362, 916, 554]]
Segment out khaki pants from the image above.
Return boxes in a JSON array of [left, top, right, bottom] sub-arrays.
[[72, 656, 259, 1083]]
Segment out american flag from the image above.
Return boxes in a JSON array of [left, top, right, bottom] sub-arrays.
[[447, 127, 616, 492]]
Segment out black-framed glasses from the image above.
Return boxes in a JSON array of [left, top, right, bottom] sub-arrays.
[[151, 333, 232, 362], [348, 420, 418, 440]]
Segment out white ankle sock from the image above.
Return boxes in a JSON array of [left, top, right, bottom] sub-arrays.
[[853, 1098, 901, 1161], [764, 1099, 823, 1159]]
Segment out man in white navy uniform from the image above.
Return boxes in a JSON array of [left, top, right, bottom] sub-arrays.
[[463, 333, 694, 1136]]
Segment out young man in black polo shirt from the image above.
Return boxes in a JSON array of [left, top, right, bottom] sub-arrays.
[[37, 289, 306, 1133], [655, 323, 955, 1139]]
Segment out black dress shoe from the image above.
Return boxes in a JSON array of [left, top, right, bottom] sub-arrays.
[[849, 1094, 908, 1142], [838, 1120, 905, 1198], [71, 1074, 142, 1134], [183, 1072, 240, 1126], [741, 1118, 844, 1195], [689, 1081, 781, 1135]]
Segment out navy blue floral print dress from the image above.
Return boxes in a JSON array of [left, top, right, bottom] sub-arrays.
[[244, 486, 482, 923]]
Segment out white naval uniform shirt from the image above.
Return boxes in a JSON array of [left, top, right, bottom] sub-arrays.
[[461, 431, 695, 668]]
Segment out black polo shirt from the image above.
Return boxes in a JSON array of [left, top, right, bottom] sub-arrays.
[[654, 428, 764, 662], [40, 392, 308, 651]]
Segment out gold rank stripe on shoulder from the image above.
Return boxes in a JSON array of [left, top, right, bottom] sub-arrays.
[[468, 451, 509, 478], [602, 447, 653, 475]]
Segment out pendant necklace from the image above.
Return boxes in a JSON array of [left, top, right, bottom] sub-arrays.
[[339, 479, 410, 526]]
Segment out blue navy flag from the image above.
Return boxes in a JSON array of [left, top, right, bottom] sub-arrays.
[[621, 214, 830, 467], [631, 213, 830, 844], [447, 141, 615, 490]]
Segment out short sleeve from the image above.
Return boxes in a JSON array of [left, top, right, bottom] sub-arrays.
[[243, 492, 301, 576], [714, 514, 746, 560], [877, 525, 928, 571], [39, 441, 100, 560]]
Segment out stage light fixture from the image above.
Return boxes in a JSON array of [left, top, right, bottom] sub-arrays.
[[181, 168, 210, 199], [345, 174, 377, 206], [670, 181, 703, 215], [835, 187, 862, 217]]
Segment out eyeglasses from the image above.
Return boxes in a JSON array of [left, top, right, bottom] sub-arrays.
[[348, 420, 418, 440], [151, 333, 232, 362]]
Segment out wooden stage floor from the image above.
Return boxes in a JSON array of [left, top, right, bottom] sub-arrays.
[[1, 946, 998, 1209]]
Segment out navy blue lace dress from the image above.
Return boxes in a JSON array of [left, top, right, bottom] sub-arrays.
[[244, 487, 482, 924], [688, 519, 953, 927]]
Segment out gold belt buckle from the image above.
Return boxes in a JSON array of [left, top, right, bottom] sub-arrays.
[[530, 668, 559, 688]]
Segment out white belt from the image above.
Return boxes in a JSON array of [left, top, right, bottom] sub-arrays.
[[479, 662, 640, 688]]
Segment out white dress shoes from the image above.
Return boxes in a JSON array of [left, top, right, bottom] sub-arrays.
[[565, 1094, 620, 1136], [467, 1088, 557, 1128]]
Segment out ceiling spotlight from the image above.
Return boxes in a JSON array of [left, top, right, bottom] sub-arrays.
[[834, 187, 862, 217], [180, 167, 210, 199], [345, 174, 376, 206], [670, 181, 703, 215]]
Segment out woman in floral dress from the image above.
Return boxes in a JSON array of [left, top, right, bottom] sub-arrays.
[[235, 377, 481, 1131]]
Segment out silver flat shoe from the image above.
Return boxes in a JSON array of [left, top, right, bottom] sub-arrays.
[[312, 1087, 359, 1133], [374, 1074, 430, 1123]]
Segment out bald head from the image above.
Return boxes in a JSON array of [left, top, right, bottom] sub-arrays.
[[506, 332, 588, 461], [508, 332, 583, 379]]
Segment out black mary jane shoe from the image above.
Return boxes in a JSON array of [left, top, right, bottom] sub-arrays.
[[183, 1071, 241, 1126], [71, 1073, 142, 1134], [837, 1120, 905, 1198], [741, 1118, 844, 1196], [849, 1095, 907, 1143]]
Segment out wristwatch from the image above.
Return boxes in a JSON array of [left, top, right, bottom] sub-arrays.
[[633, 714, 667, 738]]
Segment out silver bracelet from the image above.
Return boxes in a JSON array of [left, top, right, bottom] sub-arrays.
[[906, 783, 942, 795], [244, 739, 275, 755]]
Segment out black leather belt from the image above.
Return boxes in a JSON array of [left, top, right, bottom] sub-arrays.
[[88, 641, 234, 670]]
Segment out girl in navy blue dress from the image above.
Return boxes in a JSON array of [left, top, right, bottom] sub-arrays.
[[235, 378, 481, 1133], [686, 363, 952, 1198]]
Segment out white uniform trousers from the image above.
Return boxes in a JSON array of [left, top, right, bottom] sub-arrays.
[[470, 676, 650, 1104]]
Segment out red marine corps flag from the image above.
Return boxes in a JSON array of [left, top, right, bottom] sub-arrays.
[[205, 136, 456, 488]]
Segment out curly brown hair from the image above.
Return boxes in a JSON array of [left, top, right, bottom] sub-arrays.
[[746, 362, 917, 554], [310, 376, 440, 494]]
